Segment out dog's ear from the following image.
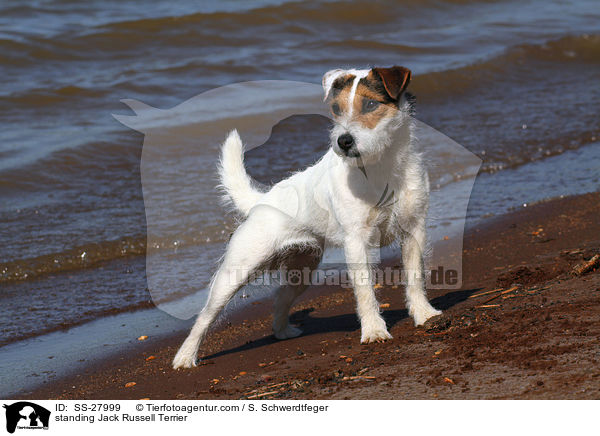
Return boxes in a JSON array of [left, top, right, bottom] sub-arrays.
[[322, 69, 345, 101], [372, 66, 411, 101]]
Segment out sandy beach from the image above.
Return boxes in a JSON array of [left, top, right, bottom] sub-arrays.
[[19, 192, 600, 400]]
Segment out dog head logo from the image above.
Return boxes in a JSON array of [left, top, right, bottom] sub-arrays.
[[3, 402, 50, 434], [114, 74, 481, 320]]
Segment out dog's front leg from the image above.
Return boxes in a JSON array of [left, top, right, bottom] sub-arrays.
[[402, 218, 442, 325], [344, 235, 392, 343]]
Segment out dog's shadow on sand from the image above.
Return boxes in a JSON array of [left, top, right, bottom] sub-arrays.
[[201, 287, 481, 361]]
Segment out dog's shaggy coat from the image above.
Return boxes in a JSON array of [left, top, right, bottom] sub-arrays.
[[173, 66, 441, 369]]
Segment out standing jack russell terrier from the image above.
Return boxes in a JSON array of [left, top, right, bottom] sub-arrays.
[[173, 66, 441, 369]]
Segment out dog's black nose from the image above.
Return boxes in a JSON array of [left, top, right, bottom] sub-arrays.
[[337, 133, 355, 151]]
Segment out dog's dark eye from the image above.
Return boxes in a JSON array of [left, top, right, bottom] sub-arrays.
[[362, 99, 380, 113], [331, 103, 341, 116]]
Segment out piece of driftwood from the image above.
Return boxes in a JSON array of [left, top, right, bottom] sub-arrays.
[[572, 254, 600, 276]]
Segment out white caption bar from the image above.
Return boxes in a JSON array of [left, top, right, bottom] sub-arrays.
[[0, 400, 596, 435]]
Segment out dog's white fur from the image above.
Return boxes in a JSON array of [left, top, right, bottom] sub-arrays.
[[173, 68, 441, 369]]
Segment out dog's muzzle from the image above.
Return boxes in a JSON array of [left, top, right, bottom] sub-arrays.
[[337, 133, 359, 157]]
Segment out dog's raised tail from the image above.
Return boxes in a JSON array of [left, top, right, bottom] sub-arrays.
[[218, 130, 263, 216]]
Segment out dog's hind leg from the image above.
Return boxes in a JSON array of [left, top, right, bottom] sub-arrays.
[[173, 206, 304, 369], [272, 250, 322, 339], [402, 218, 441, 325]]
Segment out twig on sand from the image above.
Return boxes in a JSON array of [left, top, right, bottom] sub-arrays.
[[244, 381, 288, 396], [469, 288, 503, 299], [480, 286, 520, 304], [526, 285, 547, 293], [572, 254, 600, 276], [265, 382, 288, 389], [341, 376, 376, 381], [475, 304, 501, 308], [246, 391, 279, 399]]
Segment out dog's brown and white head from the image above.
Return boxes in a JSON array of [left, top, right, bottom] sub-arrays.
[[323, 66, 413, 162]]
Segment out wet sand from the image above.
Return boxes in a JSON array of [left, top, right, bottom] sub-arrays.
[[20, 192, 600, 400]]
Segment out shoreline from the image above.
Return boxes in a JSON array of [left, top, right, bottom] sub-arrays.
[[13, 191, 600, 400], [2, 139, 599, 350]]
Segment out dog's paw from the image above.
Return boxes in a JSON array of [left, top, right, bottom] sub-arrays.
[[360, 315, 392, 343], [172, 345, 199, 369], [274, 325, 303, 340], [411, 305, 442, 327], [422, 312, 451, 332], [361, 327, 392, 343]]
